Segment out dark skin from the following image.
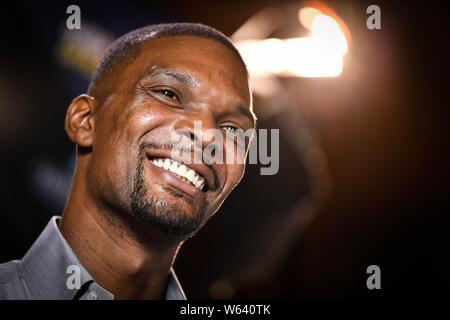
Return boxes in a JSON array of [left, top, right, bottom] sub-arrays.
[[59, 35, 255, 299]]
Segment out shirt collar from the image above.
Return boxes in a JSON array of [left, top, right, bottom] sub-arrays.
[[18, 216, 186, 300]]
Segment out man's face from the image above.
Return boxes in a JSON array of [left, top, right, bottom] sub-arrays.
[[87, 36, 255, 238]]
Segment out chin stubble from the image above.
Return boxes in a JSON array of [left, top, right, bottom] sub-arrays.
[[130, 144, 207, 238]]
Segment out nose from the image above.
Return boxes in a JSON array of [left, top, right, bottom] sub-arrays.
[[173, 112, 217, 149]]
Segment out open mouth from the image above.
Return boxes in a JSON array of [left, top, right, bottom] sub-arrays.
[[149, 158, 206, 192]]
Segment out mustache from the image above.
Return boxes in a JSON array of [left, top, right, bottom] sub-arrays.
[[139, 142, 220, 189], [139, 142, 174, 152]]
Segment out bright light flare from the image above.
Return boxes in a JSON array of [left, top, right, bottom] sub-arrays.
[[298, 7, 322, 30], [234, 8, 350, 78], [311, 15, 348, 55], [237, 37, 343, 78]]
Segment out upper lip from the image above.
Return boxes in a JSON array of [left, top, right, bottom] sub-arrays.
[[145, 148, 216, 191]]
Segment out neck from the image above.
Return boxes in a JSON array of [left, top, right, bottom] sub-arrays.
[[59, 172, 182, 300]]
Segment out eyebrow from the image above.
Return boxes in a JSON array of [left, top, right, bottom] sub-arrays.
[[232, 104, 257, 125], [141, 66, 199, 87]]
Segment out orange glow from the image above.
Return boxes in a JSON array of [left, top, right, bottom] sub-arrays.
[[235, 10, 349, 78], [298, 7, 322, 30]]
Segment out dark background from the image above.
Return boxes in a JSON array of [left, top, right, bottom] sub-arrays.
[[0, 0, 449, 298]]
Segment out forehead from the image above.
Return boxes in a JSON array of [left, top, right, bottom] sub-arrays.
[[128, 36, 251, 104]]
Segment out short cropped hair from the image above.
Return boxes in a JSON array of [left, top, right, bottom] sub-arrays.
[[87, 23, 248, 100]]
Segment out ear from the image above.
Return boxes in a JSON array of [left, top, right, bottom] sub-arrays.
[[65, 94, 96, 147]]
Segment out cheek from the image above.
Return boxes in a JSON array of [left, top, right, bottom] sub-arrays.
[[91, 110, 138, 192], [122, 98, 177, 144], [90, 141, 133, 195], [125, 110, 159, 141]]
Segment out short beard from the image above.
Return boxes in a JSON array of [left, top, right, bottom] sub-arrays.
[[130, 145, 207, 238]]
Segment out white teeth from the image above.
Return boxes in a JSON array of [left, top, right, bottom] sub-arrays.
[[163, 159, 171, 170], [169, 162, 178, 172], [192, 175, 199, 186], [150, 158, 206, 191], [152, 159, 163, 168], [186, 169, 195, 181], [176, 165, 187, 177]]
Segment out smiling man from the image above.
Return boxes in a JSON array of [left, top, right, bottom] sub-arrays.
[[0, 23, 256, 300]]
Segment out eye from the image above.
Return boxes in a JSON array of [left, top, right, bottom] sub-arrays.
[[222, 125, 239, 134], [156, 89, 179, 101]]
